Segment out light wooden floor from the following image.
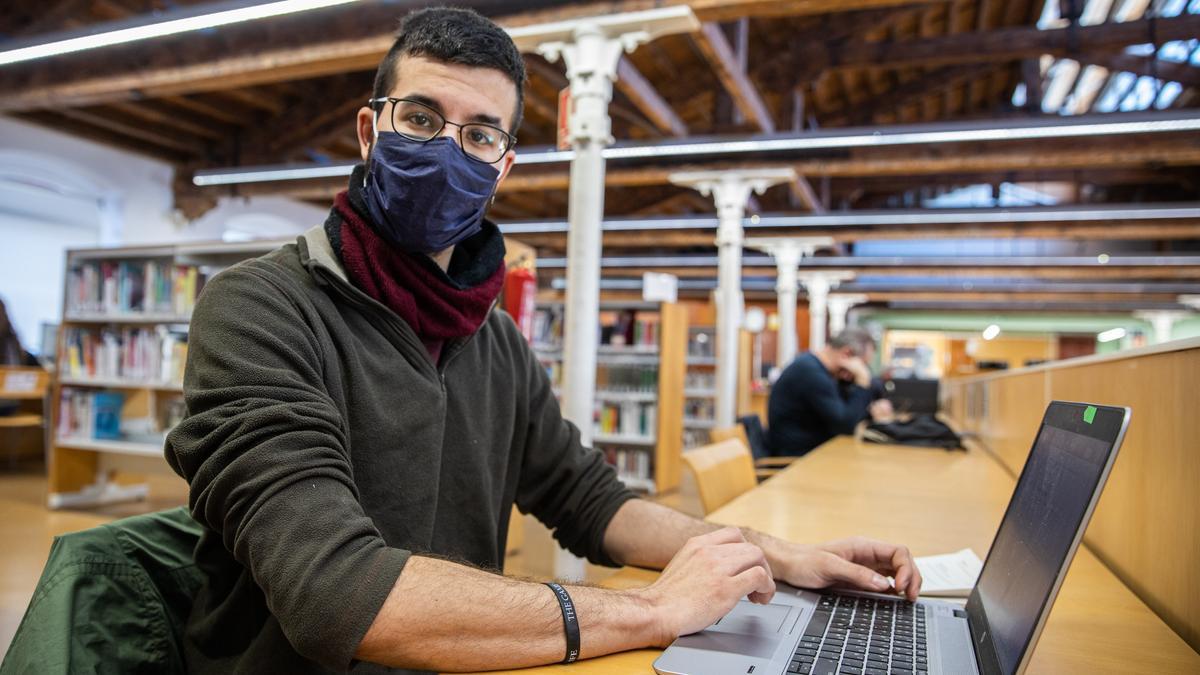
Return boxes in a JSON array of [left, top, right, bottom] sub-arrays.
[[0, 459, 704, 656]]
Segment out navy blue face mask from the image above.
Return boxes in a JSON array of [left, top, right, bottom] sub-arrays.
[[362, 132, 500, 254]]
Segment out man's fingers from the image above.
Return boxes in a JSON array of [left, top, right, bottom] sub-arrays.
[[734, 565, 776, 604], [827, 554, 891, 593], [716, 542, 772, 578], [888, 545, 921, 600]]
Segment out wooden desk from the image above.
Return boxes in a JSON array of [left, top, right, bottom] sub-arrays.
[[482, 437, 1199, 674]]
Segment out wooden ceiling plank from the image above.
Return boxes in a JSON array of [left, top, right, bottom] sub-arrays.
[[55, 108, 206, 154], [15, 111, 189, 162], [821, 14, 1200, 71], [614, 57, 688, 136], [105, 101, 227, 141], [160, 95, 248, 126], [692, 22, 776, 133], [1087, 53, 1200, 90]]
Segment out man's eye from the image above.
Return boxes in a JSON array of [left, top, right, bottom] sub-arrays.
[[468, 129, 495, 146], [406, 113, 433, 127]]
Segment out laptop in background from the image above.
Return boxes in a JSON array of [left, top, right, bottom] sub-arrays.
[[654, 401, 1130, 675], [883, 377, 940, 416]]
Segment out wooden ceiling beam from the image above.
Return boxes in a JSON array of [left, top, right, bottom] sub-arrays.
[[615, 57, 688, 137], [105, 101, 229, 141], [803, 14, 1200, 72], [15, 111, 189, 163], [159, 94, 248, 126], [55, 107, 208, 155], [692, 22, 776, 133], [826, 62, 1001, 126], [1083, 52, 1200, 90], [0, 1, 943, 113]]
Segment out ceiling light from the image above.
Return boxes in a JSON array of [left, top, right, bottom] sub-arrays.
[[982, 324, 1001, 340], [192, 161, 357, 186], [488, 204, 1200, 235], [1097, 253, 1111, 264], [1097, 327, 1127, 343], [0, 0, 363, 67], [192, 111, 1200, 184]]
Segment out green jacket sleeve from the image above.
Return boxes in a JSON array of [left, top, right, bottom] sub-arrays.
[[164, 264, 408, 670], [509, 315, 637, 566]]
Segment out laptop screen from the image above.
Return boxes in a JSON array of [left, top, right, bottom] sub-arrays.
[[966, 403, 1125, 675]]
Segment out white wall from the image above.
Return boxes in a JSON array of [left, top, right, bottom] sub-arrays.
[[0, 115, 329, 354]]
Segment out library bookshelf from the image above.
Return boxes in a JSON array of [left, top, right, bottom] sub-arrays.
[[532, 300, 687, 494], [682, 324, 718, 449], [48, 239, 288, 508]]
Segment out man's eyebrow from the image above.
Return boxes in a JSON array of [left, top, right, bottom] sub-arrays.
[[401, 92, 505, 128]]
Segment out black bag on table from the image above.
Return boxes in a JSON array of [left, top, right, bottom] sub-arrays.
[[863, 413, 964, 450]]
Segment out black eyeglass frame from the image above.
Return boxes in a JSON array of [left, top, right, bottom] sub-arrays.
[[367, 96, 517, 165]]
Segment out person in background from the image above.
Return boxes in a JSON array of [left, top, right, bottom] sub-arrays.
[[0, 298, 37, 367], [0, 297, 39, 418], [768, 328, 894, 456]]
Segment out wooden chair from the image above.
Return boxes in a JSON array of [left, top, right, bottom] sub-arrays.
[[0, 366, 50, 464], [680, 439, 758, 515], [711, 417, 796, 480]]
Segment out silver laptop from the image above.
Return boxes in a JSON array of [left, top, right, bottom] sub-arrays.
[[655, 401, 1130, 675]]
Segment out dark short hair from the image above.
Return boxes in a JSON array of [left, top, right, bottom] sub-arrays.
[[829, 328, 876, 356], [372, 7, 526, 135]]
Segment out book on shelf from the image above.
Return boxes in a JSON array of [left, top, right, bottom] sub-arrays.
[[57, 387, 182, 444], [601, 447, 652, 484], [596, 366, 657, 392], [67, 260, 206, 317], [684, 398, 715, 421], [593, 400, 657, 438], [533, 305, 662, 351], [58, 388, 126, 441], [62, 326, 188, 384], [531, 306, 565, 350], [601, 310, 659, 348], [687, 327, 716, 358]]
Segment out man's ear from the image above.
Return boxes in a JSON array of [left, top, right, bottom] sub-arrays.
[[356, 106, 375, 162], [495, 148, 517, 184]]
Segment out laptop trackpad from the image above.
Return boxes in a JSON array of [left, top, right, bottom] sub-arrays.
[[673, 602, 795, 658]]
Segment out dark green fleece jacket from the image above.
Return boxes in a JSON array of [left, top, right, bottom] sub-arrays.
[[164, 226, 636, 674]]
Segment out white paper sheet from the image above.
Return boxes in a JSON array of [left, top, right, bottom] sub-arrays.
[[914, 548, 983, 598]]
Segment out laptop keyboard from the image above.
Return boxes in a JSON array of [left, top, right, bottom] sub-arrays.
[[788, 593, 929, 675]]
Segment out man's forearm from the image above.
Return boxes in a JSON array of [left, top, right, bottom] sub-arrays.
[[603, 498, 792, 573], [356, 555, 661, 671]]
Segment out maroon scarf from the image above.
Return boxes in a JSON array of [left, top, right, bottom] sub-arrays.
[[325, 173, 505, 363]]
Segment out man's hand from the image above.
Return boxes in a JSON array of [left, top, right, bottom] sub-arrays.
[[869, 398, 895, 423], [640, 527, 776, 646], [762, 535, 922, 601], [842, 356, 873, 388]]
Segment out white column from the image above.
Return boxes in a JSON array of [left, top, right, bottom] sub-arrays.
[[799, 272, 854, 352], [744, 237, 834, 368], [828, 294, 869, 337], [524, 8, 699, 581], [670, 169, 796, 428], [1135, 310, 1190, 344], [544, 26, 622, 453], [772, 243, 801, 367]]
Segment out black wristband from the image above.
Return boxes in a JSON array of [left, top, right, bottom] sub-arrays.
[[545, 582, 580, 663]]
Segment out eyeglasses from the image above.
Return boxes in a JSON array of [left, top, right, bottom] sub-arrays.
[[368, 97, 515, 164]]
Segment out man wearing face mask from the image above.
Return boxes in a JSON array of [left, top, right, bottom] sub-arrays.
[[166, 8, 920, 674]]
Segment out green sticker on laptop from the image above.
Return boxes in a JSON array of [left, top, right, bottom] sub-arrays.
[[1083, 406, 1097, 424]]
